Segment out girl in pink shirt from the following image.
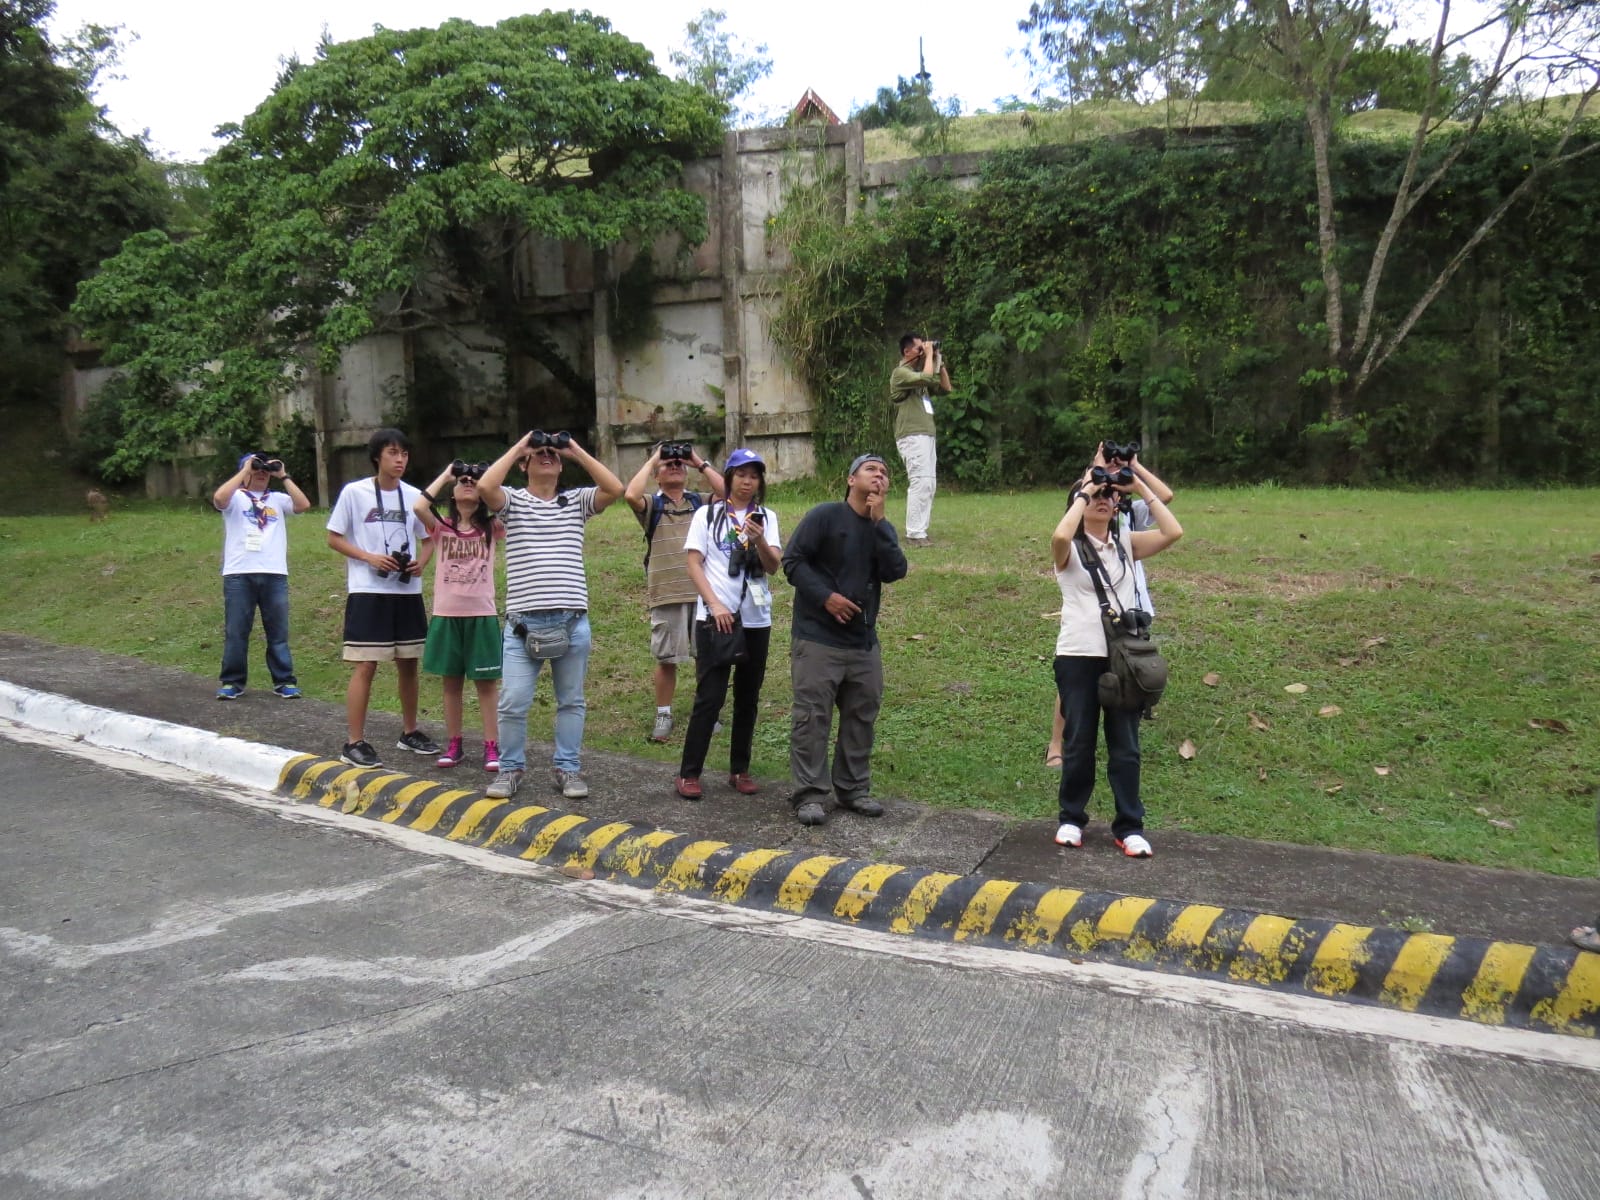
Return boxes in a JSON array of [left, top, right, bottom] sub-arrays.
[[414, 463, 504, 770]]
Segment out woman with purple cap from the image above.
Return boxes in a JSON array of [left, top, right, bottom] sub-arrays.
[[674, 448, 783, 799]]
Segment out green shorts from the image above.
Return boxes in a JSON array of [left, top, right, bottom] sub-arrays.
[[422, 615, 503, 680]]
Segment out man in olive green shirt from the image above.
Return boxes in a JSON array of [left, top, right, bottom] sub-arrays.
[[889, 333, 950, 546]]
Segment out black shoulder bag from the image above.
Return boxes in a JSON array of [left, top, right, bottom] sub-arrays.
[[694, 504, 750, 669], [1076, 530, 1168, 712]]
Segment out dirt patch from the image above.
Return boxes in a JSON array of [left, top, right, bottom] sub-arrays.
[[1172, 569, 1409, 600]]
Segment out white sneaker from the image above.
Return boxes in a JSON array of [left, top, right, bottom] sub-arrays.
[[1053, 822, 1083, 848], [1116, 833, 1153, 858]]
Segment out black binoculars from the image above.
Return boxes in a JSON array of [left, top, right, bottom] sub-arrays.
[[526, 429, 572, 450], [249, 456, 283, 473], [1090, 464, 1134, 488], [728, 543, 766, 580], [1102, 440, 1140, 462], [1114, 608, 1153, 635], [451, 460, 488, 480], [377, 547, 412, 579], [659, 441, 694, 462]]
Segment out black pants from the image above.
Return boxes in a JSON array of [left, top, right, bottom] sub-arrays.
[[1054, 655, 1144, 838], [680, 625, 771, 778]]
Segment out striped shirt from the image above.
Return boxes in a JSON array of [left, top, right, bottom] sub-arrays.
[[496, 486, 599, 613]]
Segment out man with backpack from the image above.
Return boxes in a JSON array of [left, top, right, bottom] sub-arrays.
[[623, 441, 726, 743]]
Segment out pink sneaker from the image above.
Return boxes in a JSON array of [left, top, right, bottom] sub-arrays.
[[483, 739, 500, 772], [436, 736, 464, 768]]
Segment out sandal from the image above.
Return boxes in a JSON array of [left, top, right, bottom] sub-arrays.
[[1044, 752, 1063, 770], [1569, 925, 1600, 954]]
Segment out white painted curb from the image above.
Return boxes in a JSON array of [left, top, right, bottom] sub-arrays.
[[0, 681, 301, 793]]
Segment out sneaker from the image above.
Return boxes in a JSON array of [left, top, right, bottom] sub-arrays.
[[649, 712, 673, 743], [1116, 833, 1154, 858], [675, 776, 702, 800], [712, 720, 723, 734], [483, 740, 500, 772], [398, 729, 441, 756], [728, 773, 761, 795], [556, 769, 589, 800], [436, 736, 464, 768], [839, 795, 884, 817], [216, 684, 244, 700], [273, 684, 302, 699], [340, 740, 382, 768], [795, 800, 828, 826], [906, 536, 932, 547], [486, 768, 523, 799], [1054, 822, 1083, 848]]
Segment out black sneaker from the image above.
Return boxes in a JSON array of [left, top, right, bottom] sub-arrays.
[[341, 740, 382, 768], [839, 795, 885, 817], [795, 800, 828, 826], [397, 729, 440, 755]]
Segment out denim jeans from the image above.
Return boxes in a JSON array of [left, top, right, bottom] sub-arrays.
[[497, 611, 591, 774], [220, 573, 295, 687]]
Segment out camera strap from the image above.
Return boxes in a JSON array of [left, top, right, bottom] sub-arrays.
[[1075, 529, 1131, 624], [374, 478, 411, 558]]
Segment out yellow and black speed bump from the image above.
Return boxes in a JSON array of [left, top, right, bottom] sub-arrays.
[[278, 755, 1600, 1039]]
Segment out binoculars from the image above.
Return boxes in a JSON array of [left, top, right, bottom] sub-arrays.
[[249, 456, 283, 473], [659, 441, 694, 462], [1090, 464, 1134, 488], [525, 429, 572, 450], [376, 547, 412, 579], [450, 460, 488, 480], [1102, 440, 1140, 462]]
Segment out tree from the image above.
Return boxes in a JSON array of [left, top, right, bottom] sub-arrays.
[[0, 0, 170, 410], [74, 12, 725, 480], [1020, 1, 1600, 435], [669, 8, 773, 128]]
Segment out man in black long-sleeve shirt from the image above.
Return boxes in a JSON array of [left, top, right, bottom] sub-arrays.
[[781, 453, 909, 826]]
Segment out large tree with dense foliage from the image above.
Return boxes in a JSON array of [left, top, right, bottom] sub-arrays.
[[74, 11, 724, 481], [1019, 0, 1600, 449], [0, 0, 171, 410]]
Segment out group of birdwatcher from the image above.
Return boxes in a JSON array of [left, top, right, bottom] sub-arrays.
[[212, 334, 1182, 844]]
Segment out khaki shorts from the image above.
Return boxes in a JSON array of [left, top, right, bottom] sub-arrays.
[[649, 602, 696, 664]]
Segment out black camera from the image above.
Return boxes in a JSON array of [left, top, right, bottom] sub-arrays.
[[1090, 464, 1134, 488], [526, 429, 572, 450], [377, 547, 412, 579], [451, 460, 488, 480], [1102, 440, 1140, 462], [1115, 608, 1153, 636], [659, 441, 693, 463]]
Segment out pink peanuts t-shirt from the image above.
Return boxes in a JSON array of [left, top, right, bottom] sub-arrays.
[[429, 520, 501, 618]]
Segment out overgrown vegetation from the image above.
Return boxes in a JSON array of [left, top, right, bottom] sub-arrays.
[[2, 488, 1595, 875], [772, 116, 1600, 484]]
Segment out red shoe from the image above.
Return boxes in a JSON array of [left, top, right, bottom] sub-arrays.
[[674, 776, 702, 799], [728, 772, 761, 795]]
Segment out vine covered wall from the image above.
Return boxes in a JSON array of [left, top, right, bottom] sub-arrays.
[[772, 118, 1600, 485]]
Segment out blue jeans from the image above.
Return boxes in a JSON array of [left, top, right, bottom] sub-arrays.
[[221, 573, 296, 687], [497, 611, 591, 774]]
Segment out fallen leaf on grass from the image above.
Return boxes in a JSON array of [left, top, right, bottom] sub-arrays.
[[1325, 784, 1344, 795], [1202, 672, 1221, 687], [1284, 682, 1308, 694], [1474, 806, 1490, 817], [1374, 765, 1390, 776], [1257, 767, 1268, 781], [1528, 718, 1572, 734], [1248, 711, 1271, 732], [1488, 818, 1516, 831], [1337, 656, 1359, 667], [1362, 635, 1388, 648], [1178, 739, 1197, 760], [1318, 705, 1342, 718]]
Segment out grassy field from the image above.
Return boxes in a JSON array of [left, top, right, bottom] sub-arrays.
[[2, 485, 1597, 876]]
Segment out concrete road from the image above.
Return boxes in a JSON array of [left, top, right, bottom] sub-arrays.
[[2, 733, 1597, 1200]]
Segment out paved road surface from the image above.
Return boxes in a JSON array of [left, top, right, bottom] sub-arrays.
[[2, 734, 1596, 1199]]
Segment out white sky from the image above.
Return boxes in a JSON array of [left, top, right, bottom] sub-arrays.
[[46, 1, 1041, 163]]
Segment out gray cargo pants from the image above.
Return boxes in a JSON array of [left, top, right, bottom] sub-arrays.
[[788, 636, 884, 810]]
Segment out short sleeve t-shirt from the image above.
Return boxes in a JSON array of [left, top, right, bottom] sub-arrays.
[[684, 501, 781, 629], [326, 477, 429, 596], [428, 520, 501, 618], [497, 486, 600, 613], [219, 489, 297, 575], [637, 492, 706, 608], [889, 363, 940, 439]]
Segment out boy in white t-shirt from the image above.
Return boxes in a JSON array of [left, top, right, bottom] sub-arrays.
[[213, 452, 312, 700], [326, 428, 438, 769]]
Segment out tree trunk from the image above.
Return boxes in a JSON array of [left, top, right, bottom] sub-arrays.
[[1475, 268, 1502, 484]]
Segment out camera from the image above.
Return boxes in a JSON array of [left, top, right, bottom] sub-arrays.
[[659, 441, 693, 463], [377, 546, 412, 579], [1090, 464, 1134, 488], [928, 340, 941, 351], [526, 429, 572, 450], [1102, 440, 1140, 462], [451, 460, 488, 480], [1115, 608, 1153, 636]]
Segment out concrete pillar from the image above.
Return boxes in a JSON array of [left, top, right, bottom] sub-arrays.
[[720, 129, 745, 452]]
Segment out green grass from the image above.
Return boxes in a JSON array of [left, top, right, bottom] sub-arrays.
[[2, 486, 1597, 876]]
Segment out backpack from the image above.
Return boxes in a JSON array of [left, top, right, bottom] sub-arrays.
[[643, 490, 704, 570]]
